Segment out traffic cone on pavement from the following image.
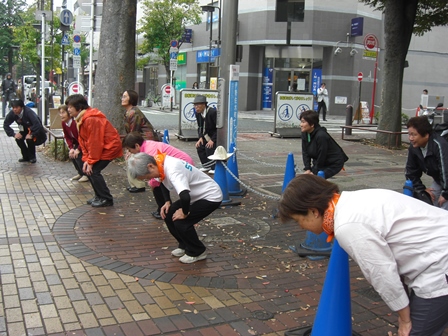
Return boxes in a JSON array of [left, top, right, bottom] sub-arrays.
[[227, 142, 246, 196], [163, 129, 170, 144], [310, 240, 352, 335], [282, 153, 296, 193]]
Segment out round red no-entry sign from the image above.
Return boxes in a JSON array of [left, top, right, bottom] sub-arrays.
[[358, 72, 363, 81], [364, 34, 378, 50], [164, 85, 171, 94], [68, 81, 85, 96]]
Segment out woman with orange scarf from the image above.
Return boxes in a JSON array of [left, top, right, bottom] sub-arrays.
[[278, 174, 448, 336], [127, 152, 222, 264]]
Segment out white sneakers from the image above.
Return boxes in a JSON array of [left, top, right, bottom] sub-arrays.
[[208, 170, 215, 174], [71, 175, 89, 182], [199, 167, 209, 172], [171, 248, 207, 263], [179, 251, 207, 264], [171, 248, 185, 257]]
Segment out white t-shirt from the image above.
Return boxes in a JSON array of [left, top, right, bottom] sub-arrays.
[[334, 189, 448, 312], [162, 156, 223, 203]]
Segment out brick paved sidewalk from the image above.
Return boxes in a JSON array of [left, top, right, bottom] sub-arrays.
[[0, 130, 446, 336]]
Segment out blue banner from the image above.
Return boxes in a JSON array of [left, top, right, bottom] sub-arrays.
[[196, 48, 221, 63], [262, 67, 273, 110], [228, 80, 239, 149], [312, 69, 322, 111]]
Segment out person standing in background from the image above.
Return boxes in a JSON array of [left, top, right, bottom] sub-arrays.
[[317, 83, 329, 121], [122, 89, 159, 193], [192, 82, 199, 89], [2, 73, 16, 117]]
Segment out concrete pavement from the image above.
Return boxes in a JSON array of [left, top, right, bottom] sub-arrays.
[[0, 114, 445, 336]]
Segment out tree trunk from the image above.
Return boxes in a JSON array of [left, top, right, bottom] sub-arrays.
[[94, 0, 137, 132], [376, 0, 418, 147]]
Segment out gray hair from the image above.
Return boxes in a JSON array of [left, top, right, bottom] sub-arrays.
[[127, 152, 156, 179]]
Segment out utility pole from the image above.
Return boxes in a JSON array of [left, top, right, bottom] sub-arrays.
[[217, 0, 238, 149]]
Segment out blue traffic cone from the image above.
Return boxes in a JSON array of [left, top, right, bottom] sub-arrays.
[[227, 142, 247, 196], [311, 240, 352, 336], [163, 129, 170, 144], [403, 179, 413, 196], [214, 161, 241, 206], [282, 153, 296, 193]]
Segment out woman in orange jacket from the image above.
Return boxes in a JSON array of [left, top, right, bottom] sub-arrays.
[[65, 94, 122, 207]]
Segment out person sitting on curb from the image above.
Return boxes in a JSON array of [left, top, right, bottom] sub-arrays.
[[127, 152, 222, 264], [406, 116, 448, 210], [65, 94, 122, 208], [3, 99, 47, 163], [58, 105, 89, 182], [194, 95, 217, 174], [122, 132, 195, 220]]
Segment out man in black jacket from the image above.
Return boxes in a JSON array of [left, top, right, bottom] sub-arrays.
[[194, 95, 217, 173], [2, 73, 16, 117], [3, 99, 47, 163], [406, 116, 448, 210]]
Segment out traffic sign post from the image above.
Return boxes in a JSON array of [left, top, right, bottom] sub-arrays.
[[355, 72, 363, 124], [364, 34, 379, 124]]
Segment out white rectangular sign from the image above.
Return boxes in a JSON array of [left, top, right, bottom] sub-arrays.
[[73, 56, 81, 69]]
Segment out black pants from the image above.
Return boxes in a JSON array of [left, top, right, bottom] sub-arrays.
[[85, 160, 113, 201], [164, 199, 221, 257], [72, 150, 85, 176], [15, 131, 36, 160], [409, 292, 448, 336], [197, 142, 216, 169], [318, 100, 327, 120]]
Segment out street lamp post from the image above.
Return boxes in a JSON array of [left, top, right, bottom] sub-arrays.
[[201, 5, 216, 89]]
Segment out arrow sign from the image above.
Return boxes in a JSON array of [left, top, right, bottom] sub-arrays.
[[60, 9, 73, 26], [61, 33, 70, 46]]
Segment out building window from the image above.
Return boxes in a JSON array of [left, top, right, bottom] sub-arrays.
[[275, 0, 304, 22]]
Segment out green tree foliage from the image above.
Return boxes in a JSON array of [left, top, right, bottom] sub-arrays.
[[0, 0, 27, 75], [138, 0, 201, 81], [11, 3, 64, 80], [361, 0, 448, 147]]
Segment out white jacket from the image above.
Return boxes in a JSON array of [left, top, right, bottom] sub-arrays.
[[335, 189, 448, 312], [317, 87, 329, 108]]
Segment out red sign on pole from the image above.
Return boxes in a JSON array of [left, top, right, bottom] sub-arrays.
[[164, 85, 171, 94], [358, 72, 363, 81], [364, 34, 378, 50]]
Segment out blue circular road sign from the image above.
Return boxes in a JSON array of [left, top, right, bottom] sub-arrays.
[[60, 9, 73, 26]]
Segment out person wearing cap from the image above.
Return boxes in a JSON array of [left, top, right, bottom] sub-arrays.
[[127, 152, 222, 264], [3, 99, 47, 163], [193, 94, 217, 174], [278, 174, 448, 336], [2, 73, 16, 117]]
